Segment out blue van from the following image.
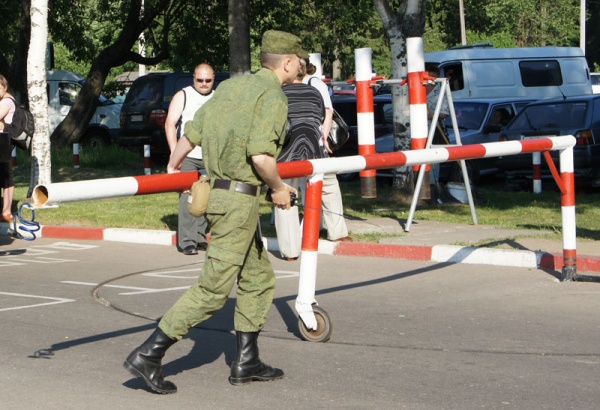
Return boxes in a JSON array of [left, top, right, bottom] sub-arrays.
[[425, 44, 592, 100]]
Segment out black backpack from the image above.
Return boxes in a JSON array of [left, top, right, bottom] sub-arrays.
[[4, 97, 35, 150]]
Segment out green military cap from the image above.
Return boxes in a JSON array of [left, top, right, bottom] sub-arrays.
[[261, 30, 308, 59]]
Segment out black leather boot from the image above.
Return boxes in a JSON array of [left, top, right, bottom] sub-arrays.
[[229, 331, 284, 386], [123, 328, 178, 394]]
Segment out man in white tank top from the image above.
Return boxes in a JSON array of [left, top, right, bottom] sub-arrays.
[[165, 63, 215, 255]]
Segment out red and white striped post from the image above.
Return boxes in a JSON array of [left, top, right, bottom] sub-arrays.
[[309, 53, 323, 78], [532, 152, 542, 193], [354, 48, 377, 198], [73, 143, 80, 169], [11, 146, 17, 167], [295, 173, 324, 330], [406, 37, 431, 199], [144, 144, 151, 175], [407, 38, 428, 165], [559, 146, 577, 281]]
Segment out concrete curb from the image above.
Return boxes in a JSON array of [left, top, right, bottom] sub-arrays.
[[3, 223, 599, 273]]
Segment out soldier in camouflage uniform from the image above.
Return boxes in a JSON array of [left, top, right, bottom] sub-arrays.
[[123, 30, 307, 394]]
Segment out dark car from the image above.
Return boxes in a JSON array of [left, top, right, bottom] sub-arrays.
[[118, 71, 229, 157], [496, 94, 600, 188], [331, 94, 394, 180], [374, 98, 535, 182]]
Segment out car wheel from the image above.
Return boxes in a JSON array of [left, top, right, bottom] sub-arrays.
[[448, 160, 480, 185], [82, 129, 110, 147]]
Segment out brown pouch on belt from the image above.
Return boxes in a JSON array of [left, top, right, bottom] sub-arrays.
[[188, 175, 211, 217]]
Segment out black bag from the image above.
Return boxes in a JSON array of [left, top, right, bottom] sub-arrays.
[[306, 77, 349, 151], [3, 97, 35, 151], [327, 108, 349, 151]]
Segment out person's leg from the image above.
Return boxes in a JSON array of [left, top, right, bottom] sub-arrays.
[[274, 178, 301, 259], [321, 173, 349, 241], [229, 228, 283, 385], [177, 157, 206, 254], [1, 162, 14, 221], [125, 193, 256, 392]]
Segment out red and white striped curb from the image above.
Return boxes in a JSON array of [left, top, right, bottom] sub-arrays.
[[4, 223, 598, 273]]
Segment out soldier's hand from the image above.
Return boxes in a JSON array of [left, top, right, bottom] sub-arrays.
[[270, 184, 295, 210]]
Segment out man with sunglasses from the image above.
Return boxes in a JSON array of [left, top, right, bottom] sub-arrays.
[[165, 63, 215, 255]]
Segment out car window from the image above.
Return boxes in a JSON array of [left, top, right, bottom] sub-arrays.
[[440, 63, 464, 91], [509, 101, 589, 131], [332, 100, 357, 127], [124, 77, 163, 105], [373, 101, 393, 125], [519, 60, 563, 87], [487, 105, 513, 128], [174, 77, 193, 94], [333, 99, 393, 128], [444, 102, 487, 129], [383, 103, 393, 124], [514, 102, 533, 113], [58, 82, 79, 106]]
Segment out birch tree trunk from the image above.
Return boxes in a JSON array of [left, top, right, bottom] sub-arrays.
[[373, 0, 426, 203], [27, 0, 51, 198]]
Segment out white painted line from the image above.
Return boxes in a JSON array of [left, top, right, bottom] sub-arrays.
[[119, 286, 192, 296], [61, 281, 154, 291], [8, 257, 76, 264], [0, 261, 27, 267], [37, 242, 99, 251], [0, 292, 74, 312]]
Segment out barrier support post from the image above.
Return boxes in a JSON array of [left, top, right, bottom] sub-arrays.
[[144, 145, 151, 175], [559, 146, 577, 281], [532, 152, 542, 193], [296, 173, 324, 330], [355, 48, 377, 198], [73, 143, 80, 169]]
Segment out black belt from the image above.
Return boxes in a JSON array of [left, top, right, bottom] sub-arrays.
[[212, 179, 259, 196]]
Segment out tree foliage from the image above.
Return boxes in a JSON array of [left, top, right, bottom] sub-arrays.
[[0, 0, 597, 148]]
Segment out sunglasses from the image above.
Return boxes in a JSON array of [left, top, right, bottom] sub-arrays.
[[196, 78, 213, 84]]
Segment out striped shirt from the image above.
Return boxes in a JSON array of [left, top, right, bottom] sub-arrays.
[[279, 83, 325, 163]]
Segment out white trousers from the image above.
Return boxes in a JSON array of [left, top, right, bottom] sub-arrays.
[[274, 175, 349, 258]]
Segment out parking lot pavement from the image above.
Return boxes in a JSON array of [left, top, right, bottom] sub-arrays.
[[1, 238, 600, 409]]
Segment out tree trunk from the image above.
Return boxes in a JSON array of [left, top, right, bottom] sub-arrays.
[[27, 0, 51, 197], [373, 0, 427, 204], [228, 0, 251, 77], [50, 0, 172, 147]]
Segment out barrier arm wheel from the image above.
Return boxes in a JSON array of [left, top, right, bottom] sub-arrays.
[[297, 304, 333, 343]]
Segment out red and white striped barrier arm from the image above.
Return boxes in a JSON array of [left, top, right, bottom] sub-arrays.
[[33, 171, 200, 207], [34, 137, 576, 206], [278, 136, 575, 179]]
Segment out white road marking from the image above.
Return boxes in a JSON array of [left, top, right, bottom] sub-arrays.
[[0, 292, 74, 312]]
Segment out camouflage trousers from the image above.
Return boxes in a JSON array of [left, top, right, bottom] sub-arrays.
[[159, 188, 275, 339]]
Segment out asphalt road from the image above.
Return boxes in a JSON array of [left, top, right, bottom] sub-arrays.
[[1, 237, 599, 409]]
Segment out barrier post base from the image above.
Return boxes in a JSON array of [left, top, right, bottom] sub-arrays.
[[417, 171, 431, 200], [360, 176, 377, 199], [561, 265, 577, 282]]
